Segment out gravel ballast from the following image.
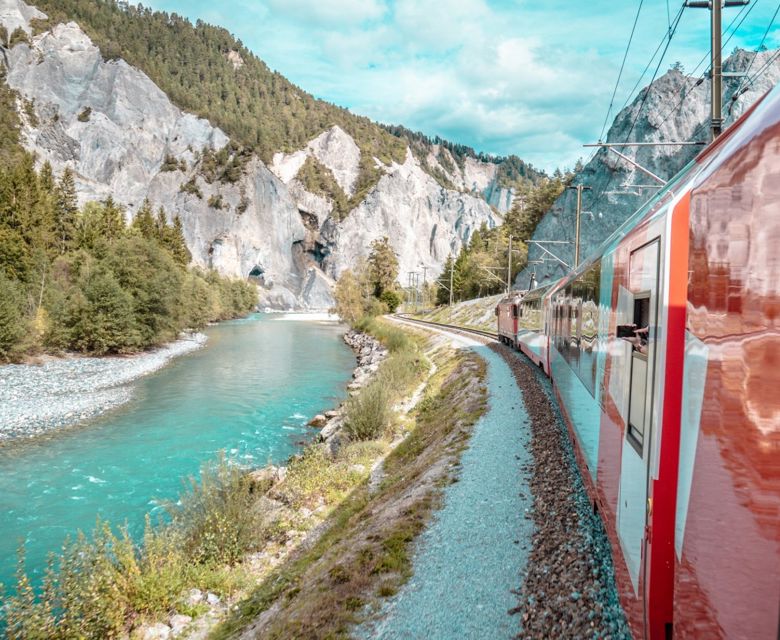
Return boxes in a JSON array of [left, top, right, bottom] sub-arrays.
[[0, 333, 207, 442], [491, 343, 631, 639]]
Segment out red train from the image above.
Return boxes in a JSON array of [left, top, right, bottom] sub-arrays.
[[496, 83, 780, 639]]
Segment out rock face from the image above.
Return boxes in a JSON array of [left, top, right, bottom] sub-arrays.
[[272, 143, 502, 282], [1, 5, 319, 308], [1, 0, 506, 306], [515, 51, 780, 288]]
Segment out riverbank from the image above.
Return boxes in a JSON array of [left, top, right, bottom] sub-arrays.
[[0, 332, 208, 442]]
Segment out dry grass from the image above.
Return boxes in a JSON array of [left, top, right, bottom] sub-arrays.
[[210, 347, 487, 640]]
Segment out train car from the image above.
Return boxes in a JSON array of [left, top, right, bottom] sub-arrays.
[[507, 84, 779, 639], [495, 293, 522, 345], [516, 284, 554, 374]]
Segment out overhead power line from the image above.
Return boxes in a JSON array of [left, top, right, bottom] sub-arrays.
[[732, 1, 780, 100], [598, 0, 645, 143]]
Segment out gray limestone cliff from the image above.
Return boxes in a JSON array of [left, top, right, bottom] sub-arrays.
[[271, 132, 502, 283], [515, 51, 780, 289], [0, 0, 503, 307]]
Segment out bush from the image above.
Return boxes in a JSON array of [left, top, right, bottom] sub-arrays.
[[167, 456, 263, 566], [0, 273, 27, 361], [77, 106, 91, 122], [343, 382, 391, 442], [3, 456, 267, 638], [379, 289, 402, 312]]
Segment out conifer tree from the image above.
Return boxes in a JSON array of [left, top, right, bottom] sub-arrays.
[[100, 196, 125, 243], [132, 199, 155, 240], [54, 167, 78, 254], [169, 215, 191, 266]]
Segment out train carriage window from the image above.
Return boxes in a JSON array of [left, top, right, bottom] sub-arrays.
[[625, 292, 651, 449]]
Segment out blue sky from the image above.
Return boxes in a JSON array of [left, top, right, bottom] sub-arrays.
[[143, 0, 779, 172]]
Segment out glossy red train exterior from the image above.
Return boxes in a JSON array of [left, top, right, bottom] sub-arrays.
[[498, 83, 780, 639]]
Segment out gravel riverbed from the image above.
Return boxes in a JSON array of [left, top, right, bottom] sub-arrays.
[[0, 333, 207, 442], [491, 343, 631, 639]]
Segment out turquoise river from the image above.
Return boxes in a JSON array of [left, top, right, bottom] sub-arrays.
[[0, 314, 355, 591]]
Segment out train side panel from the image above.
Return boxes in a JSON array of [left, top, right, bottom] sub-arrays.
[[672, 86, 780, 640], [548, 178, 695, 639], [517, 285, 553, 373], [496, 298, 518, 344]]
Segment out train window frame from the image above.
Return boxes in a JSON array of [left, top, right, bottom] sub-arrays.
[[626, 291, 651, 455]]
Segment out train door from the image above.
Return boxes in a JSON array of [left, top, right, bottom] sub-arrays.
[[616, 239, 661, 607]]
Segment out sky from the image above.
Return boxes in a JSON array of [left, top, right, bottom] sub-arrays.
[[143, 0, 780, 172]]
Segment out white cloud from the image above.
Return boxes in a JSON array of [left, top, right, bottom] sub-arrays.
[[146, 0, 780, 172], [264, 0, 387, 26]]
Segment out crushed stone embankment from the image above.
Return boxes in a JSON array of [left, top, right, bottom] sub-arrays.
[[357, 339, 534, 640]]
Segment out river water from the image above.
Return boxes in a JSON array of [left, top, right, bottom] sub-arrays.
[[0, 314, 354, 591]]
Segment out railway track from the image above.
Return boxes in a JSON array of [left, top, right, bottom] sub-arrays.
[[392, 314, 498, 341]]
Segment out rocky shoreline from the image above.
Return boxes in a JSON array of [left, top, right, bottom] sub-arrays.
[[0, 333, 207, 443], [129, 328, 390, 640], [309, 329, 387, 451]]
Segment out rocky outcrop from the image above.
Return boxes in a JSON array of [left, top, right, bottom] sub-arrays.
[[273, 142, 502, 281], [0, 5, 327, 308], [1, 0, 508, 305], [515, 51, 780, 288], [314, 329, 387, 454]]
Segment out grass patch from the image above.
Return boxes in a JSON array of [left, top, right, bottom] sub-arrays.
[[209, 344, 488, 639], [1, 456, 266, 639]]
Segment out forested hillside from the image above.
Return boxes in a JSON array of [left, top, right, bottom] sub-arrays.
[[435, 171, 571, 302], [0, 75, 256, 362], [30, 0, 407, 197], [30, 0, 544, 201], [384, 123, 546, 191]]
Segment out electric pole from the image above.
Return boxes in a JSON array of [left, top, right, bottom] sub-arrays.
[[568, 184, 592, 268], [449, 260, 454, 307], [507, 235, 513, 294], [685, 0, 750, 140]]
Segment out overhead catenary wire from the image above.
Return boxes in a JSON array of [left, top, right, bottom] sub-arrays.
[[597, 0, 645, 143], [732, 1, 780, 101], [585, 2, 687, 220]]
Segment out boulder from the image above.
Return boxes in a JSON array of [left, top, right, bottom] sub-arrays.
[[307, 414, 327, 428]]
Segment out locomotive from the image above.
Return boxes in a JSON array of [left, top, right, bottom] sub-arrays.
[[496, 82, 780, 639]]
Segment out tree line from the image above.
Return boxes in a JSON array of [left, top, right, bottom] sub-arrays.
[[0, 154, 257, 362], [434, 173, 571, 304]]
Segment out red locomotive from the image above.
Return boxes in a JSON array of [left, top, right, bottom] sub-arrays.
[[497, 83, 780, 639]]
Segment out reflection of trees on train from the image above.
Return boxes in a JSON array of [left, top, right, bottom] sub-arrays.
[[552, 261, 602, 397], [687, 231, 780, 543]]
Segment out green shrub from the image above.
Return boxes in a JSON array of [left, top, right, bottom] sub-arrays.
[[77, 106, 91, 122], [343, 382, 391, 441], [379, 289, 402, 312], [167, 456, 263, 566], [0, 273, 27, 361], [179, 177, 203, 199], [2, 456, 266, 638]]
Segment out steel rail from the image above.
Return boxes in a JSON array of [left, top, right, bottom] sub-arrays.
[[393, 314, 498, 341]]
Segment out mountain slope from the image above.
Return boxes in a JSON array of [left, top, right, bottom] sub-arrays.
[[28, 0, 543, 213], [514, 51, 780, 289], [0, 0, 505, 308]]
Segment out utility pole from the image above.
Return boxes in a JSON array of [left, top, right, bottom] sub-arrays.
[[449, 260, 454, 307], [685, 0, 750, 140], [567, 184, 592, 268], [507, 235, 513, 294]]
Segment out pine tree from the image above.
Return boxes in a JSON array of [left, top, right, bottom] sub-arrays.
[[100, 196, 125, 243], [169, 215, 191, 266], [0, 272, 26, 360], [155, 206, 168, 242], [54, 167, 78, 254], [132, 199, 155, 240]]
